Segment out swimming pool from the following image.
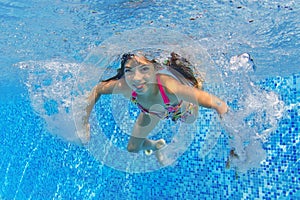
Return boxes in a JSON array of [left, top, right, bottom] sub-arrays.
[[1, 0, 299, 199]]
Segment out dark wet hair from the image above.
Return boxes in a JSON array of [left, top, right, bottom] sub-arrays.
[[166, 52, 202, 89], [102, 53, 134, 82], [102, 52, 202, 89]]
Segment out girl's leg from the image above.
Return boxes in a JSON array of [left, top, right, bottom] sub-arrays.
[[143, 138, 166, 150], [127, 136, 166, 165], [127, 136, 165, 153], [127, 136, 145, 153]]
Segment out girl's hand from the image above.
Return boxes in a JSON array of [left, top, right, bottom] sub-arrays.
[[84, 123, 91, 141], [79, 115, 91, 144], [216, 102, 229, 118]]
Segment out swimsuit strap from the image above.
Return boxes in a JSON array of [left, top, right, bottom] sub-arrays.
[[156, 75, 170, 105], [131, 91, 149, 113], [132, 90, 137, 99]]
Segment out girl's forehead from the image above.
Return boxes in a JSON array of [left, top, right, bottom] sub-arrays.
[[125, 56, 152, 67]]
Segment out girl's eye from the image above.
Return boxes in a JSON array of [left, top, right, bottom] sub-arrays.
[[124, 68, 132, 73], [140, 66, 150, 73]]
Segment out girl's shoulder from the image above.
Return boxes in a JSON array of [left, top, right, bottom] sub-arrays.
[[157, 73, 181, 95], [117, 78, 132, 97], [102, 78, 131, 97], [157, 68, 178, 80]]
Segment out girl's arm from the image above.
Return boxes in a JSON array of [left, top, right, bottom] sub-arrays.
[[161, 75, 228, 115], [85, 78, 130, 123], [81, 78, 130, 144]]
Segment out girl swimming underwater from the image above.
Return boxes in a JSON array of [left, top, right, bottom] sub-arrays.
[[83, 52, 228, 164]]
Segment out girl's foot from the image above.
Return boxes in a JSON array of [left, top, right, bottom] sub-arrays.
[[154, 139, 166, 165], [155, 139, 166, 150], [144, 139, 166, 156], [144, 149, 153, 156]]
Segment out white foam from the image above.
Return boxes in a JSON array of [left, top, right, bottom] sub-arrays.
[[18, 60, 88, 144], [220, 53, 285, 172]]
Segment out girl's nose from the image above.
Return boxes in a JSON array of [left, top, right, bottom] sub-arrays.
[[133, 70, 143, 81]]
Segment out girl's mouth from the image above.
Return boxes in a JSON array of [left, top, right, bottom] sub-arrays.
[[133, 83, 145, 91], [135, 84, 144, 89]]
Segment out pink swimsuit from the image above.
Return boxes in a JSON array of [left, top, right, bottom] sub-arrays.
[[131, 75, 194, 122]]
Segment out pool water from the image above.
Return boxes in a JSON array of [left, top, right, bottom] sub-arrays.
[[0, 0, 299, 199]]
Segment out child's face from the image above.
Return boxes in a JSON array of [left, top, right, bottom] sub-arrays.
[[124, 55, 156, 94]]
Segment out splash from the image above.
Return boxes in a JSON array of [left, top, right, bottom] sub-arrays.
[[17, 60, 89, 144], [16, 28, 225, 173], [221, 53, 284, 173], [16, 47, 284, 173]]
